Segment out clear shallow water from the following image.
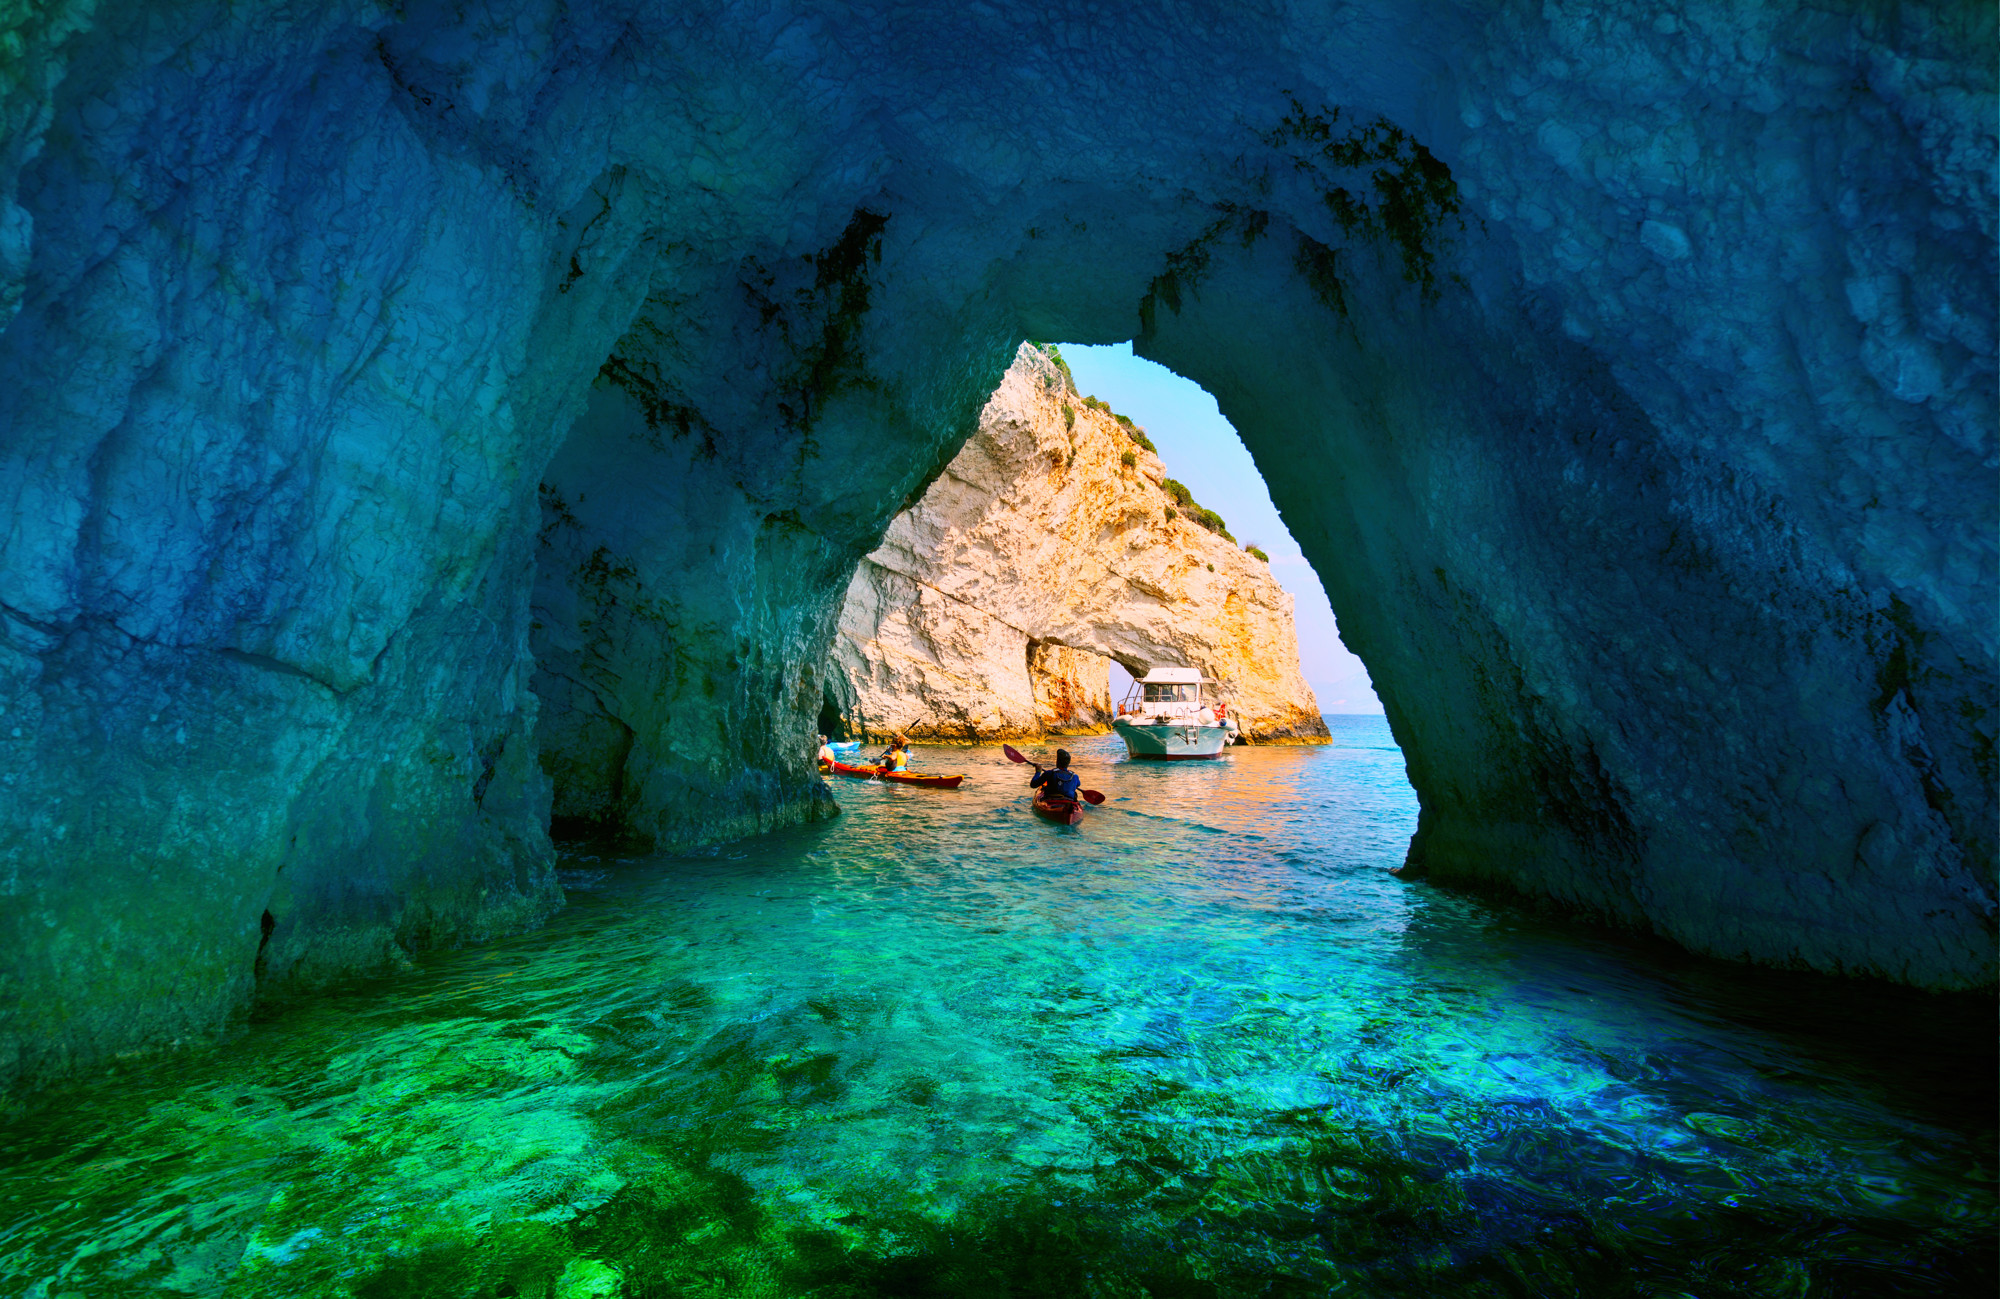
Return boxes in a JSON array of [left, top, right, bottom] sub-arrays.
[[1, 718, 1991, 1297]]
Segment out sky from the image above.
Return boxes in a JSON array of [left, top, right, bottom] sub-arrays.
[[1058, 342, 1382, 715]]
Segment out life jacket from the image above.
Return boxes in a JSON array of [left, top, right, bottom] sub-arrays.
[[1036, 767, 1081, 801]]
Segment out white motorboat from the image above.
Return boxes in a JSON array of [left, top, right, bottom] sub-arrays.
[[1112, 667, 1239, 759]]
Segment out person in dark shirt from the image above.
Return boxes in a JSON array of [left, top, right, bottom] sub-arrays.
[[1029, 749, 1082, 802]]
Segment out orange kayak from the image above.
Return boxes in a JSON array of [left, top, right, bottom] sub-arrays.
[[1032, 795, 1083, 825], [826, 760, 964, 790]]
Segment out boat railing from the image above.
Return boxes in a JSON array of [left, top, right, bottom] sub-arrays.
[[1116, 691, 1229, 725]]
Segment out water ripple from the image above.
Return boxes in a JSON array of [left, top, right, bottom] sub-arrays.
[[0, 720, 1990, 1296]]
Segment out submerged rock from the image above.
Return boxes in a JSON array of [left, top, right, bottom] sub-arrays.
[[832, 344, 1328, 744], [0, 1, 1990, 1083]]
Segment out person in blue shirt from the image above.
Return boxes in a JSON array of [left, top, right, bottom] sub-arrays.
[[1029, 749, 1082, 802]]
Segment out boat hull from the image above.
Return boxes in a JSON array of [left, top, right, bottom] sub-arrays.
[[1113, 719, 1231, 759], [825, 761, 965, 789], [1032, 795, 1083, 825]]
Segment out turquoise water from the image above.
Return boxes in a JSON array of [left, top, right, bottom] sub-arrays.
[[1, 718, 1991, 1297]]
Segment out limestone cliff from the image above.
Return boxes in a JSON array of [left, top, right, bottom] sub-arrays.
[[832, 346, 1327, 744]]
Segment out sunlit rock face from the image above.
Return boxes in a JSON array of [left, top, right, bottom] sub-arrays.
[[0, 1, 1990, 1081], [832, 344, 1328, 743]]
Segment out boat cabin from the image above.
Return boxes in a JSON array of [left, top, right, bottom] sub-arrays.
[[1118, 666, 1223, 722]]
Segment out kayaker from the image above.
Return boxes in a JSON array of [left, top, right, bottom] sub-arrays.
[[876, 734, 911, 772], [816, 735, 835, 769], [1029, 749, 1082, 803]]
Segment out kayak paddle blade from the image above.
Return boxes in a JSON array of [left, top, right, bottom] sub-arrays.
[[1002, 744, 1028, 764], [1080, 789, 1105, 805]]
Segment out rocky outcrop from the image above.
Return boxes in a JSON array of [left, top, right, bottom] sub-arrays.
[[0, 1, 1991, 1085], [832, 345, 1327, 743]]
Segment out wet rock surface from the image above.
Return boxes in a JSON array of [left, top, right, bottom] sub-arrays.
[[832, 345, 1328, 744], [0, 2, 1990, 1081]]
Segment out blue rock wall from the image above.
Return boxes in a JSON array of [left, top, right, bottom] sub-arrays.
[[0, 0, 1990, 1083]]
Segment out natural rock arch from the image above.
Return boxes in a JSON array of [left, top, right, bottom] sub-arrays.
[[824, 345, 1331, 746], [0, 2, 1990, 1082]]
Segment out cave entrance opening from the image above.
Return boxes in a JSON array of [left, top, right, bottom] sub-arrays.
[[817, 688, 851, 744], [1046, 342, 1383, 721]]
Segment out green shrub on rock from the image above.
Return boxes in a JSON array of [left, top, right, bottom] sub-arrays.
[[1030, 340, 1076, 390], [1157, 478, 1233, 541], [1113, 413, 1158, 453]]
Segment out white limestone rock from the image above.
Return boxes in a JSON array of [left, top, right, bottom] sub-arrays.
[[832, 345, 1327, 744]]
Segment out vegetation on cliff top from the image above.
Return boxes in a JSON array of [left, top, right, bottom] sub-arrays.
[[1028, 342, 1232, 542], [1030, 340, 1076, 391], [1162, 478, 1233, 542], [1076, 393, 1159, 454], [1112, 412, 1156, 453]]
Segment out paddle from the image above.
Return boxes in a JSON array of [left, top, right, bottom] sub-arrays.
[[860, 720, 923, 777], [889, 719, 923, 772], [1000, 744, 1105, 805]]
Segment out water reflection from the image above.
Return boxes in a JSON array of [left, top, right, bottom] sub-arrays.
[[0, 719, 1989, 1296]]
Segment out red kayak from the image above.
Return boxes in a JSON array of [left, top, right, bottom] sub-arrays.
[[1032, 794, 1083, 825], [825, 760, 964, 790]]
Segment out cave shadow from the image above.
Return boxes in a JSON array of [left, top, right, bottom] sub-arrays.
[[1390, 873, 2000, 1139]]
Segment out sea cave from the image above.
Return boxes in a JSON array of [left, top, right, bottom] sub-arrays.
[[0, 2, 1992, 1293]]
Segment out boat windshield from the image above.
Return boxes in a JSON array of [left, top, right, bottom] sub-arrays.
[[1142, 683, 1197, 703]]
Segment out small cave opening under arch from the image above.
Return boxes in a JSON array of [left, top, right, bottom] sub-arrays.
[[817, 678, 855, 744]]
